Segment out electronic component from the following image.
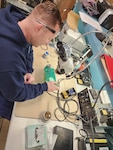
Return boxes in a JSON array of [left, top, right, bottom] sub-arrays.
[[78, 88, 98, 128], [99, 109, 108, 124], [86, 138, 109, 150], [95, 32, 112, 46], [75, 71, 91, 86], [106, 114, 113, 127], [61, 88, 76, 99], [89, 88, 98, 99], [98, 8, 113, 30]]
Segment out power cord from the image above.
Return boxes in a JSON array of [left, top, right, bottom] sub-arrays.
[[70, 30, 111, 77], [79, 128, 88, 139], [76, 81, 113, 125], [55, 90, 79, 122], [47, 30, 113, 128], [54, 29, 111, 86], [49, 77, 80, 126], [93, 80, 113, 108], [89, 118, 96, 150]]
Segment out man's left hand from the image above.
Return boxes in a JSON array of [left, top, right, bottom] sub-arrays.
[[24, 73, 35, 84]]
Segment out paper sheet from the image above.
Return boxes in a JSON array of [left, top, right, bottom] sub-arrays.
[[79, 11, 102, 31]]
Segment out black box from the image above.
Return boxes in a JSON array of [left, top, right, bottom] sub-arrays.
[[53, 126, 73, 150]]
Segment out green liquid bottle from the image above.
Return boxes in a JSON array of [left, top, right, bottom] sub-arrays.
[[44, 65, 56, 81]]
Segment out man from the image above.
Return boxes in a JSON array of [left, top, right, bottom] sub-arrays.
[[0, 1, 62, 120]]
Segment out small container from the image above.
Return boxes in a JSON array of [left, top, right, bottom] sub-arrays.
[[41, 111, 51, 122], [42, 51, 49, 59]]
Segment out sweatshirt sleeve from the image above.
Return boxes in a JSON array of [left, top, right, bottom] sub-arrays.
[[0, 72, 48, 102], [26, 45, 34, 73]]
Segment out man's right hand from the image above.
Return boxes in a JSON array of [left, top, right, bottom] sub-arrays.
[[46, 81, 60, 92]]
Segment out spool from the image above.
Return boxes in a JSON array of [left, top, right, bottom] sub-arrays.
[[41, 111, 51, 122]]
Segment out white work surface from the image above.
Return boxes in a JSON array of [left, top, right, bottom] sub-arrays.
[[5, 83, 87, 150], [5, 105, 79, 150], [5, 84, 86, 150], [5, 46, 87, 150]]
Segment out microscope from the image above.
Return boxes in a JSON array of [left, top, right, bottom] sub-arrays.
[[56, 41, 93, 77]]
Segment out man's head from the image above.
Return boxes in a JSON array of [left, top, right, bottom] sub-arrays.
[[18, 1, 62, 47]]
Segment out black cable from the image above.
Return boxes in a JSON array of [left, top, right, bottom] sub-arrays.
[[55, 97, 77, 121], [47, 88, 78, 122], [93, 80, 113, 108], [54, 107, 67, 122], [54, 81, 79, 124], [55, 80, 113, 125], [89, 118, 95, 150], [79, 128, 88, 139]]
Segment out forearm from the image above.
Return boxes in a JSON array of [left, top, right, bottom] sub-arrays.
[[0, 72, 48, 102]]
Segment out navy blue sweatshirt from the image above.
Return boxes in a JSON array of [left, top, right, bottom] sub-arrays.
[[0, 5, 48, 120]]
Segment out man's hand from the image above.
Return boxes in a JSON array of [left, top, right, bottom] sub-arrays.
[[24, 73, 35, 84], [46, 81, 60, 92]]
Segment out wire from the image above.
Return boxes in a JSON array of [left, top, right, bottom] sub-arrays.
[[55, 76, 113, 128], [93, 80, 113, 108], [54, 107, 67, 121], [70, 30, 111, 77], [84, 80, 113, 131], [89, 118, 95, 150], [76, 114, 89, 124], [76, 80, 113, 128], [53, 32, 111, 125], [79, 128, 88, 139], [55, 95, 79, 121], [55, 29, 111, 84], [49, 29, 112, 126], [46, 77, 79, 126], [53, 78, 79, 126], [53, 76, 110, 127]]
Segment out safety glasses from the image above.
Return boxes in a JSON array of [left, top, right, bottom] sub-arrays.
[[36, 20, 56, 34]]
